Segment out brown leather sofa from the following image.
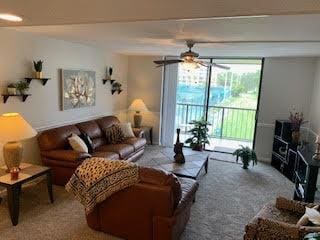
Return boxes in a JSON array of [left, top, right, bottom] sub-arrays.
[[38, 116, 147, 185], [86, 167, 199, 240]]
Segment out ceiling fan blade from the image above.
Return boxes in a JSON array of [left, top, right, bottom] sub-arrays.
[[153, 59, 183, 65], [194, 40, 320, 44], [211, 63, 230, 70]]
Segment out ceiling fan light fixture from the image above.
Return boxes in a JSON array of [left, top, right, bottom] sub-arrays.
[[0, 13, 23, 22], [181, 62, 199, 72]]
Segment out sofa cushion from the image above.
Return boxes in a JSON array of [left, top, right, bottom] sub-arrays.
[[105, 125, 125, 144], [38, 125, 81, 151], [96, 116, 120, 131], [176, 177, 199, 212], [96, 144, 134, 159], [76, 120, 106, 149], [91, 151, 119, 160], [123, 137, 147, 151]]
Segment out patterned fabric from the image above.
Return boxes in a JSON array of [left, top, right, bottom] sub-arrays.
[[65, 157, 139, 214], [105, 125, 125, 144], [244, 197, 320, 240]]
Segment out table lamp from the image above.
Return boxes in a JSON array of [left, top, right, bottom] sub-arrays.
[[128, 99, 148, 128], [0, 113, 37, 171]]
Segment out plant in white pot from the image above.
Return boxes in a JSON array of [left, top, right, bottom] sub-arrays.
[[16, 80, 29, 95], [7, 83, 17, 95], [185, 118, 210, 151], [33, 60, 43, 78], [232, 146, 257, 169]]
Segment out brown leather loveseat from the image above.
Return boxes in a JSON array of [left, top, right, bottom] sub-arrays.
[[86, 167, 199, 240], [38, 116, 147, 185]]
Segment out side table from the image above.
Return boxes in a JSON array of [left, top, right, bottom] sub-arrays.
[[0, 163, 54, 226], [133, 126, 153, 145]]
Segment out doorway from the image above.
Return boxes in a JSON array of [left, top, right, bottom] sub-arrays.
[[174, 58, 264, 153]]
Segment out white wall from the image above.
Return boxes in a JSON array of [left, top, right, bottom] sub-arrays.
[[127, 56, 162, 144], [256, 57, 316, 161], [0, 28, 128, 165], [309, 59, 320, 136]]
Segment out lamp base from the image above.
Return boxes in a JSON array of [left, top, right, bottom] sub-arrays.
[[3, 141, 23, 171], [134, 113, 142, 128]]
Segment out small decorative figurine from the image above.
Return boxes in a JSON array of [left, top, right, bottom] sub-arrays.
[[174, 128, 185, 164], [313, 136, 320, 160]]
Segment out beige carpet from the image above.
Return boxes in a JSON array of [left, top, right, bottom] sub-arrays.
[[0, 146, 293, 240]]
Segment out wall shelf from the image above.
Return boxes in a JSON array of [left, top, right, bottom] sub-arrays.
[[25, 77, 50, 86], [2, 94, 31, 103], [102, 79, 115, 85], [111, 90, 122, 95]]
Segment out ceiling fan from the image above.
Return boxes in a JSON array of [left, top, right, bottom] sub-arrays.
[[153, 40, 230, 70]]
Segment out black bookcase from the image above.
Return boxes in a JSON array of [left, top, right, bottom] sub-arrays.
[[271, 120, 298, 182], [293, 145, 320, 203]]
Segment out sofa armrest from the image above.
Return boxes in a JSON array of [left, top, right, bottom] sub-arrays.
[[276, 196, 317, 214], [256, 218, 300, 239], [133, 128, 144, 138], [41, 150, 91, 162]]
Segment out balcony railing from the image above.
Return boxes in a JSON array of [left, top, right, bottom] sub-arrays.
[[175, 103, 256, 141]]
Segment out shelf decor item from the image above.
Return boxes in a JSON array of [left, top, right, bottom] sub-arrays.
[[0, 113, 37, 171], [111, 82, 123, 95], [16, 80, 30, 95], [289, 110, 307, 144], [33, 60, 43, 78], [7, 83, 17, 95], [61, 69, 96, 110], [128, 99, 148, 128], [185, 118, 210, 151], [232, 146, 257, 169]]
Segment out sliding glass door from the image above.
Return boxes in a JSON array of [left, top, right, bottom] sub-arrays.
[[174, 58, 263, 153]]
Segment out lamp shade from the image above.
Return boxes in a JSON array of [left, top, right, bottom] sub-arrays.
[[128, 99, 148, 112], [0, 113, 37, 142]]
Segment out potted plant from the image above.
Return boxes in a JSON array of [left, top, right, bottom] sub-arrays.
[[33, 60, 43, 78], [185, 118, 210, 151], [304, 233, 320, 240], [289, 111, 307, 144], [232, 146, 257, 169], [112, 82, 122, 94], [16, 80, 30, 95], [7, 83, 17, 95]]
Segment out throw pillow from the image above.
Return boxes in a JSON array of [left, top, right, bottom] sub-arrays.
[[68, 133, 89, 153], [297, 205, 319, 226], [105, 125, 125, 144], [119, 122, 135, 138], [79, 133, 94, 154]]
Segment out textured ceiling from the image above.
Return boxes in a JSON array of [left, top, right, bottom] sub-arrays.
[[1, 0, 320, 26], [9, 14, 320, 57]]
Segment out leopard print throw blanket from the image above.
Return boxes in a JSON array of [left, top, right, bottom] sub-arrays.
[[66, 157, 139, 214]]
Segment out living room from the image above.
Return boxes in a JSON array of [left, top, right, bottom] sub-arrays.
[[1, 1, 320, 240]]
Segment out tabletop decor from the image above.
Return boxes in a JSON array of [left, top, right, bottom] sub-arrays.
[[232, 145, 257, 169], [289, 110, 307, 144], [16, 80, 30, 95], [128, 99, 148, 128], [174, 128, 185, 163], [185, 118, 210, 151], [61, 69, 96, 110], [0, 113, 37, 171]]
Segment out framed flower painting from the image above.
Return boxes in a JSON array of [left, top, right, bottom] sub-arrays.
[[61, 69, 96, 110]]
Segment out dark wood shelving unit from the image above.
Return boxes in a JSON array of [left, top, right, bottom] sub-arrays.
[[24, 77, 50, 86], [111, 89, 122, 95], [2, 94, 31, 103], [102, 79, 115, 85]]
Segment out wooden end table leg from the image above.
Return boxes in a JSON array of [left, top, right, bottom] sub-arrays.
[[7, 185, 20, 226], [46, 171, 54, 203]]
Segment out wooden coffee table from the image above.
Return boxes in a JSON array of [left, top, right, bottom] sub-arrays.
[[153, 154, 209, 180], [0, 163, 54, 226]]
